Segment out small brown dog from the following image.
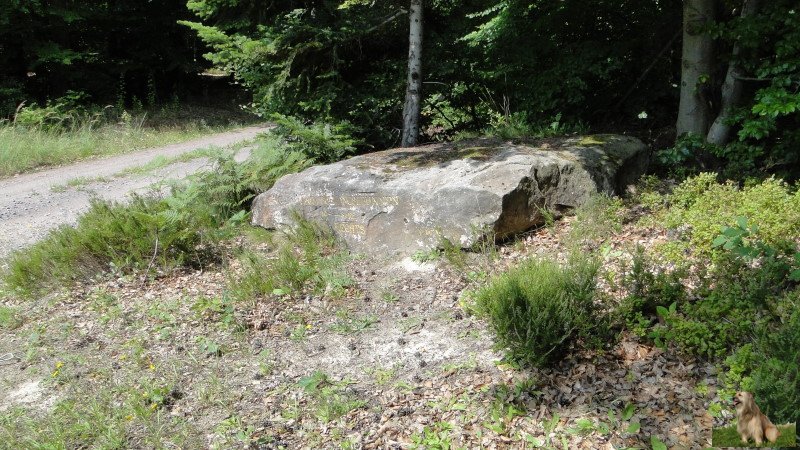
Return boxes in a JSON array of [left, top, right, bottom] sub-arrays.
[[734, 391, 780, 445]]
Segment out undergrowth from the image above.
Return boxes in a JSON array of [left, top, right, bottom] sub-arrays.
[[229, 216, 352, 301], [473, 253, 609, 368], [613, 175, 800, 424], [3, 136, 311, 296]]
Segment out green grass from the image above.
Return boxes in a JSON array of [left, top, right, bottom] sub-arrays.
[[228, 217, 352, 302], [0, 378, 205, 449], [3, 196, 207, 296], [48, 144, 244, 192], [3, 138, 310, 297], [0, 107, 254, 177], [712, 422, 796, 448], [0, 305, 22, 329]]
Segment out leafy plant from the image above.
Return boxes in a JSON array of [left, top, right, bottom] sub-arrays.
[[411, 421, 454, 450], [751, 302, 800, 424], [664, 175, 800, 258], [474, 254, 608, 367], [298, 371, 365, 423], [270, 114, 358, 163], [0, 305, 22, 330]]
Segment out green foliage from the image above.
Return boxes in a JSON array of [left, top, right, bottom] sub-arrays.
[[649, 251, 791, 358], [752, 301, 800, 424], [298, 371, 365, 423], [664, 174, 800, 258], [0, 105, 251, 176], [710, 0, 800, 178], [568, 193, 624, 245], [474, 255, 608, 368], [615, 246, 686, 335], [0, 305, 22, 330], [4, 196, 202, 296], [228, 217, 351, 301], [411, 421, 454, 450], [184, 0, 682, 147], [486, 112, 588, 141], [0, 0, 207, 113], [411, 248, 442, 263], [656, 134, 705, 178], [3, 135, 313, 296], [270, 114, 358, 163], [629, 191, 799, 358], [12, 91, 95, 130]]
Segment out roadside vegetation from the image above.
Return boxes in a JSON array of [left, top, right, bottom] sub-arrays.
[[0, 96, 257, 177]]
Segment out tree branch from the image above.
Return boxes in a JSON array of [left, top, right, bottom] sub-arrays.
[[365, 9, 407, 34]]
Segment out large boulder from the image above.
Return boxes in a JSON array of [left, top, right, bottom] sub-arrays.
[[252, 135, 648, 256]]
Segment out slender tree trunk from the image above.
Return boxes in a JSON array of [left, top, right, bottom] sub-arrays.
[[401, 0, 423, 147], [707, 0, 760, 146], [676, 0, 716, 137]]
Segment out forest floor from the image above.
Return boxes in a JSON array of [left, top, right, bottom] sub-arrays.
[[0, 124, 270, 259], [0, 212, 725, 449]]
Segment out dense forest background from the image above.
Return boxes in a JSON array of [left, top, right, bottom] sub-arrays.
[[1, 0, 798, 178]]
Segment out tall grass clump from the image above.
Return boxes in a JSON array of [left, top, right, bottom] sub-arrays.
[[4, 196, 203, 296], [229, 216, 351, 301], [474, 255, 607, 367]]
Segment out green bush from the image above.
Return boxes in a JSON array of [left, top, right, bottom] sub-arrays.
[[649, 251, 791, 358], [664, 175, 800, 257], [474, 255, 607, 367], [13, 91, 97, 131], [752, 299, 800, 424], [616, 246, 686, 333]]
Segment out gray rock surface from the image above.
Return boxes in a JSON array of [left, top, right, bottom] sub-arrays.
[[252, 135, 648, 255]]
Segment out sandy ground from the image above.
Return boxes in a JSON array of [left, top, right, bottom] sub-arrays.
[[0, 125, 270, 259]]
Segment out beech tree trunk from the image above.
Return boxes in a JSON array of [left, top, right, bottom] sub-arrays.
[[401, 0, 423, 147], [676, 0, 715, 137], [707, 0, 760, 146]]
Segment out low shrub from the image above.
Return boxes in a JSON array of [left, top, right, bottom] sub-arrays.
[[664, 174, 800, 257], [647, 249, 792, 358], [615, 246, 686, 334], [474, 255, 607, 367], [752, 300, 800, 424]]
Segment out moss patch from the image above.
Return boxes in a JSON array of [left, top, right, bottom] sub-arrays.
[[386, 145, 503, 169], [577, 136, 607, 146]]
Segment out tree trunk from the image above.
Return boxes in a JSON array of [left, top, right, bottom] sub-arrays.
[[401, 0, 423, 147], [707, 0, 760, 146], [676, 0, 716, 137]]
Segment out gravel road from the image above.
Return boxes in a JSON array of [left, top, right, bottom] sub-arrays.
[[0, 125, 270, 260]]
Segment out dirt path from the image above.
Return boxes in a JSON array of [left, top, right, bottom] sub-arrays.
[[0, 125, 270, 259]]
